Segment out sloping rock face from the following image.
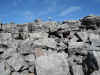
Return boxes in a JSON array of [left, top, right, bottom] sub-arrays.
[[0, 16, 100, 75]]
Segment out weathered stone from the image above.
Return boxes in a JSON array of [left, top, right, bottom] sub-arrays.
[[34, 38, 57, 48], [81, 15, 100, 28], [34, 48, 46, 57], [0, 15, 100, 75], [20, 70, 29, 75], [69, 42, 84, 49], [0, 48, 4, 54], [29, 73, 34, 75], [24, 54, 35, 62], [91, 71, 100, 75], [29, 65, 35, 73], [2, 48, 16, 59], [12, 72, 20, 75], [0, 62, 11, 75], [89, 33, 100, 41], [29, 32, 48, 39], [77, 32, 88, 42], [24, 54, 35, 66], [82, 52, 99, 75], [20, 40, 34, 54], [7, 54, 25, 71], [72, 64, 84, 75], [36, 53, 69, 75]]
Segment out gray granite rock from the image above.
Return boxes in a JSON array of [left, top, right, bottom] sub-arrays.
[[34, 38, 57, 49], [11, 72, 20, 75], [7, 54, 25, 71], [24, 54, 35, 65], [36, 53, 69, 75], [0, 62, 11, 75]]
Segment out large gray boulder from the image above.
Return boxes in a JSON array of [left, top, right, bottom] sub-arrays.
[[36, 53, 69, 75], [19, 40, 34, 54], [81, 15, 100, 30], [0, 33, 12, 44]]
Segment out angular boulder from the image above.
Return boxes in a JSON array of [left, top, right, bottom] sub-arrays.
[[36, 53, 69, 75]]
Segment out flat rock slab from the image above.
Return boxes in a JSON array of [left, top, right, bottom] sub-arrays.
[[36, 53, 69, 75], [34, 38, 57, 48], [69, 42, 84, 49], [29, 32, 48, 39]]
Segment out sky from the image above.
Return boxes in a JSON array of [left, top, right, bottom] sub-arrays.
[[0, 0, 100, 24]]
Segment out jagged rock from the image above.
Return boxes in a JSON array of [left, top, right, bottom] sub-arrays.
[[2, 48, 16, 59], [19, 40, 34, 54], [57, 24, 71, 31], [7, 54, 26, 71], [77, 32, 88, 42], [42, 21, 57, 32], [70, 33, 79, 42], [7, 40, 20, 48], [62, 20, 81, 31], [29, 65, 35, 73], [24, 54, 35, 62], [24, 54, 35, 66], [0, 15, 100, 75]]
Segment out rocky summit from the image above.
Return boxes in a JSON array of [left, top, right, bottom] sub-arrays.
[[0, 15, 100, 75]]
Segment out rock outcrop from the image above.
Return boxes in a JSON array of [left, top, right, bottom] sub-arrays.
[[0, 16, 100, 75]]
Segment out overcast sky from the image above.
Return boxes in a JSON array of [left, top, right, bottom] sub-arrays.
[[0, 0, 100, 24]]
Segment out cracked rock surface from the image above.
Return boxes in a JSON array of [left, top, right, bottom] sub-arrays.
[[0, 15, 100, 75]]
